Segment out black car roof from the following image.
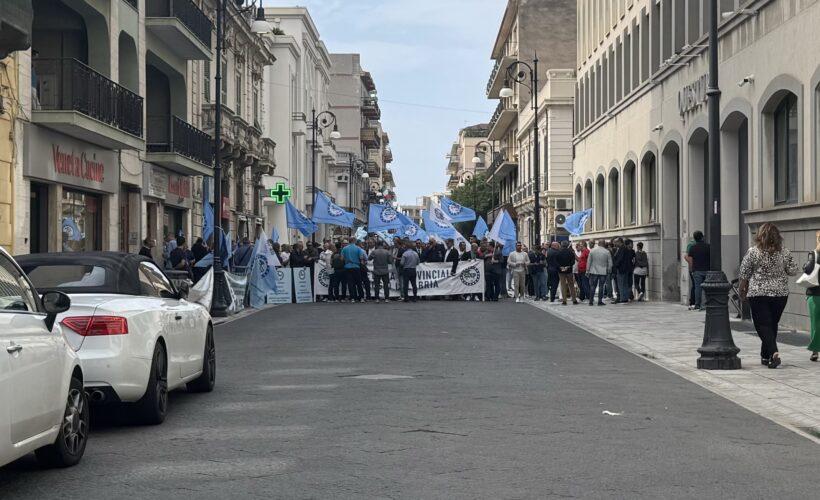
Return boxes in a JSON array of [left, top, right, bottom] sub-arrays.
[[14, 252, 151, 295]]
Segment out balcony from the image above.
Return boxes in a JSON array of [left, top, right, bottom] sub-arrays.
[[486, 54, 516, 99], [487, 101, 517, 141], [361, 126, 381, 148], [383, 147, 393, 164], [486, 147, 517, 182], [146, 115, 212, 176], [361, 72, 376, 93], [361, 97, 381, 119], [33, 58, 143, 150], [146, 0, 212, 60]]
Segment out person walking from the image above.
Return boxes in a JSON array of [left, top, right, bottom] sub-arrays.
[[546, 241, 561, 302], [400, 240, 420, 302], [738, 223, 798, 368], [529, 244, 547, 301], [586, 239, 613, 306], [507, 242, 530, 303], [575, 241, 590, 302], [369, 242, 393, 303], [557, 240, 578, 305], [342, 238, 366, 303], [633, 242, 649, 301], [800, 231, 820, 361], [686, 231, 710, 310]]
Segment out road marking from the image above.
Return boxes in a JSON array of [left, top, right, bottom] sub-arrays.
[[345, 374, 414, 380], [164, 425, 312, 441], [262, 367, 357, 375], [127, 457, 291, 480], [207, 400, 330, 412], [252, 384, 339, 391]]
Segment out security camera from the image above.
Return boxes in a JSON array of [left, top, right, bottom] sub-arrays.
[[737, 75, 754, 87]]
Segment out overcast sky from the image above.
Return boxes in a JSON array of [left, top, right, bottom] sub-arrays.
[[286, 0, 507, 206]]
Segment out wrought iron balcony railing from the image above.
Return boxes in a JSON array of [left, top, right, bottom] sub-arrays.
[[147, 115, 212, 166], [146, 0, 212, 49], [34, 58, 144, 137]]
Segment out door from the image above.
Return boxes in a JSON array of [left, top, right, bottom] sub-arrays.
[[29, 184, 49, 254], [139, 263, 192, 382], [0, 254, 63, 444]]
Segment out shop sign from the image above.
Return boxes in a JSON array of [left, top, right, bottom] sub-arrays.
[[24, 124, 118, 193], [144, 164, 193, 209], [678, 74, 709, 118]]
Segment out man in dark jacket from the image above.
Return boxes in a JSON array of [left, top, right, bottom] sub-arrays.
[[545, 241, 561, 302], [556, 241, 578, 305], [422, 241, 445, 263], [139, 238, 156, 261], [528, 244, 547, 300], [443, 238, 460, 275], [612, 237, 632, 304]]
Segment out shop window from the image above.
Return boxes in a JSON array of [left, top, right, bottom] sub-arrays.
[[774, 93, 798, 204], [61, 189, 102, 252]]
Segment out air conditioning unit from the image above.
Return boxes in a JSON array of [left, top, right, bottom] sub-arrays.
[[554, 210, 572, 227], [555, 198, 571, 210]]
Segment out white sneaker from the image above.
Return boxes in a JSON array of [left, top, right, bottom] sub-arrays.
[[516, 298, 521, 303]]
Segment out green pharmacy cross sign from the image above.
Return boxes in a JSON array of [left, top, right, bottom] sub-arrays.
[[270, 183, 292, 204]]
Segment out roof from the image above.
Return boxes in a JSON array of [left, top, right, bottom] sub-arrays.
[[14, 252, 153, 296]]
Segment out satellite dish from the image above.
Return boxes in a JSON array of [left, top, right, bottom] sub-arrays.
[[555, 213, 567, 226]]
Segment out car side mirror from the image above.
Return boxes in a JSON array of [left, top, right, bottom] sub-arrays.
[[42, 291, 71, 332]]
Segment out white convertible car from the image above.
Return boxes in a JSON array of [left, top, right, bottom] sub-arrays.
[[0, 247, 88, 468], [16, 252, 216, 425]]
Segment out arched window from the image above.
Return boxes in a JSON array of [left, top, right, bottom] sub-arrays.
[[623, 161, 637, 225], [595, 175, 605, 230], [608, 168, 619, 228], [641, 153, 657, 224], [584, 179, 593, 232], [774, 93, 798, 204], [574, 184, 582, 212]]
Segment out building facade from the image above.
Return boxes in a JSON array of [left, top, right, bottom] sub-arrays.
[[330, 53, 396, 229], [484, 0, 576, 244], [446, 123, 489, 193], [7, 0, 274, 261], [261, 7, 333, 244], [573, 0, 820, 330]]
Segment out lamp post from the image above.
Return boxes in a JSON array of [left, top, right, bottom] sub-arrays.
[[348, 154, 369, 234], [500, 57, 541, 248], [310, 109, 341, 245], [211, 0, 271, 317], [696, 0, 741, 370], [473, 139, 496, 220]]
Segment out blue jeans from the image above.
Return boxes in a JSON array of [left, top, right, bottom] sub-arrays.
[[531, 270, 547, 299], [693, 271, 708, 308], [617, 272, 631, 303], [576, 273, 590, 301], [589, 274, 607, 304]]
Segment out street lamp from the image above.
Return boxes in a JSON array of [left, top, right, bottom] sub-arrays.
[[499, 57, 541, 248], [472, 139, 496, 221], [348, 154, 369, 234], [211, 0, 271, 317], [310, 109, 341, 244], [696, 0, 741, 370]]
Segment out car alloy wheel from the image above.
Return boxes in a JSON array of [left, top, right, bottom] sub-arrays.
[[63, 387, 87, 456]]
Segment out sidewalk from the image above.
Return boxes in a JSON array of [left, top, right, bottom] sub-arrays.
[[527, 298, 820, 443]]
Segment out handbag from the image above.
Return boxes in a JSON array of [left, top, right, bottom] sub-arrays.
[[797, 251, 820, 288], [633, 266, 648, 276]]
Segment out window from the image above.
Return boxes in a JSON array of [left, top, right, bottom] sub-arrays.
[[642, 153, 657, 223], [608, 169, 620, 227], [203, 61, 211, 103], [253, 86, 259, 125], [27, 265, 107, 289], [595, 175, 605, 230], [220, 60, 228, 104], [138, 267, 159, 297], [0, 255, 37, 312], [140, 262, 175, 298], [774, 93, 798, 204], [62, 189, 102, 252], [236, 74, 242, 116], [624, 162, 637, 225]]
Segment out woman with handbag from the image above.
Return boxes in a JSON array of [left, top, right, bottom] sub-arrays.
[[798, 231, 820, 360], [633, 242, 649, 301], [738, 223, 798, 368]]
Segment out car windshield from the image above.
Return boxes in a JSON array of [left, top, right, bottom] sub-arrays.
[[27, 264, 108, 290]]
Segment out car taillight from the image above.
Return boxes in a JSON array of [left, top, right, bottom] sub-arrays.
[[61, 316, 129, 336]]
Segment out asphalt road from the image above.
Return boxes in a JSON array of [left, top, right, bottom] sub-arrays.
[[2, 301, 820, 499]]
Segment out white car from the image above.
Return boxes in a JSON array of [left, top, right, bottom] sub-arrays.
[[16, 252, 216, 425], [0, 247, 88, 468]]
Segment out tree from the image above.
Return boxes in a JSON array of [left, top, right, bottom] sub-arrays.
[[448, 171, 494, 234]]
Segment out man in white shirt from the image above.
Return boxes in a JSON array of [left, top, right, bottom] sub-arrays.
[[507, 242, 530, 303]]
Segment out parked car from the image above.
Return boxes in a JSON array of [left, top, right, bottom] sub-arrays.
[[16, 252, 216, 425], [0, 247, 88, 468]]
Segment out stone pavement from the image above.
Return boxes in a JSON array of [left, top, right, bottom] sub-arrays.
[[527, 297, 820, 443]]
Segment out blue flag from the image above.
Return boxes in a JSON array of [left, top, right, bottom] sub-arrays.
[[62, 217, 83, 241], [355, 226, 368, 241], [286, 200, 318, 237], [472, 216, 489, 239], [367, 204, 403, 232], [270, 226, 280, 243], [395, 212, 428, 242], [312, 191, 355, 227], [487, 210, 517, 256], [562, 208, 593, 236], [203, 202, 214, 242], [439, 196, 476, 223], [248, 229, 280, 309]]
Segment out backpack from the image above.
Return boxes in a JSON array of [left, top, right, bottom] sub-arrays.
[[331, 253, 345, 270]]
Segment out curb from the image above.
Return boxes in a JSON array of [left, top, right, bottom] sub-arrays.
[[213, 304, 276, 327]]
